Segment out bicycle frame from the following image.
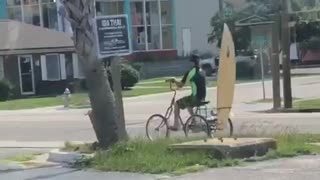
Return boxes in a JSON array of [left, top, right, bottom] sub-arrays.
[[162, 82, 184, 127]]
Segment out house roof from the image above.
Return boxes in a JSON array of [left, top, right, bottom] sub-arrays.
[[0, 20, 74, 55], [236, 15, 274, 26]]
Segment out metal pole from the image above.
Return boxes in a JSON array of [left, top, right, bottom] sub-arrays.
[[111, 57, 128, 139], [281, 0, 293, 108], [259, 45, 266, 100], [271, 15, 281, 109]]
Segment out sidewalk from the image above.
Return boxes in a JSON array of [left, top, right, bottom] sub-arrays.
[[172, 155, 320, 180]]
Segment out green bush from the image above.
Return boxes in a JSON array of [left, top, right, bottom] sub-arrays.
[[0, 80, 12, 101], [121, 64, 140, 89], [130, 62, 143, 72], [77, 64, 140, 91]]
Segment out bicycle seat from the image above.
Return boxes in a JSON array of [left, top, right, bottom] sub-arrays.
[[196, 101, 210, 107]]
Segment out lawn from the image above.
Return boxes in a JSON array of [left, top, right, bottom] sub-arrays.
[[0, 76, 251, 110], [68, 134, 320, 174], [0, 87, 173, 110], [0, 93, 89, 110], [294, 99, 320, 110]]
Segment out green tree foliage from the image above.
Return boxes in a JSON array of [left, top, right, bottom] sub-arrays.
[[208, 0, 280, 50]]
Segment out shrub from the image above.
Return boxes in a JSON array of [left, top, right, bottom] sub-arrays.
[[130, 62, 143, 72], [77, 64, 140, 91], [0, 80, 12, 101], [121, 64, 140, 89]]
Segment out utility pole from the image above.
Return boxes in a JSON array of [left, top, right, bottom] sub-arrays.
[[281, 0, 293, 108], [219, 0, 224, 18], [271, 15, 281, 109]]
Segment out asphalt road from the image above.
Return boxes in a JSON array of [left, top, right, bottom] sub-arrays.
[[1, 75, 320, 142], [1, 75, 320, 179]]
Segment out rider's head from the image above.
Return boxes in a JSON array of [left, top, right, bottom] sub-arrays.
[[190, 53, 200, 67]]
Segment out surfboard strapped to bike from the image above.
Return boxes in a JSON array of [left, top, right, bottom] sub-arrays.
[[215, 23, 237, 142]]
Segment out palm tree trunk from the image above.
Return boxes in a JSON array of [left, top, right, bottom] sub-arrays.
[[62, 0, 127, 149]]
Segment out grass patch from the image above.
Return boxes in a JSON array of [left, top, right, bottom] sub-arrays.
[[0, 93, 89, 110], [123, 88, 171, 97], [72, 134, 320, 175], [75, 140, 239, 174], [275, 134, 320, 157], [0, 88, 171, 110], [75, 139, 239, 174], [294, 98, 320, 110], [6, 153, 40, 162]]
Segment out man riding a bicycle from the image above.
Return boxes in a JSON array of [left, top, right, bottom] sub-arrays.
[[169, 53, 207, 131]]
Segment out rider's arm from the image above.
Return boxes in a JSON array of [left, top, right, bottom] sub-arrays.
[[175, 71, 189, 88]]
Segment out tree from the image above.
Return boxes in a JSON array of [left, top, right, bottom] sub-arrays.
[[208, 0, 280, 50], [61, 0, 128, 149]]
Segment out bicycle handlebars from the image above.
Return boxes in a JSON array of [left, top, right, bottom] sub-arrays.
[[165, 78, 178, 91]]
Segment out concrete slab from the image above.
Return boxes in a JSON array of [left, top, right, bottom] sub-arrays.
[[171, 138, 277, 159]]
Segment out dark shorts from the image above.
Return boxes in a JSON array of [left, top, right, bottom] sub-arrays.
[[176, 96, 201, 109]]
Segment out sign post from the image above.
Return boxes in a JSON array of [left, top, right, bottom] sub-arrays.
[[253, 36, 267, 100], [95, 15, 131, 58], [95, 15, 131, 139]]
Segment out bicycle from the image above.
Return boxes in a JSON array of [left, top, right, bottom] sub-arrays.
[[146, 79, 233, 141]]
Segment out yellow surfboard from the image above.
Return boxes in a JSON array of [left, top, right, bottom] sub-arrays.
[[217, 24, 236, 130]]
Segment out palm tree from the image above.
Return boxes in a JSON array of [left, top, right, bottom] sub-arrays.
[[61, 0, 127, 149]]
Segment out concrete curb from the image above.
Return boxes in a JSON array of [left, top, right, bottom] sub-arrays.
[[0, 162, 25, 172], [47, 149, 93, 164], [171, 138, 277, 159]]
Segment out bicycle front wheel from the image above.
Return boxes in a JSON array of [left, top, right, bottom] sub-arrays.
[[184, 115, 211, 139], [146, 114, 168, 141]]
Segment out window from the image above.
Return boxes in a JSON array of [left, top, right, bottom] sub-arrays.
[[96, 0, 125, 16], [6, 0, 21, 6], [6, 0, 57, 29], [42, 2, 58, 29], [24, 4, 41, 26], [130, 0, 174, 51], [45, 54, 60, 81], [7, 0, 22, 21], [161, 0, 174, 49], [162, 26, 173, 49], [131, 1, 146, 50], [7, 6, 22, 21], [147, 0, 161, 50], [72, 53, 85, 79], [41, 54, 66, 81]]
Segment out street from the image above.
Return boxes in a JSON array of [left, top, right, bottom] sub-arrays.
[[1, 75, 320, 142], [1, 75, 320, 179]]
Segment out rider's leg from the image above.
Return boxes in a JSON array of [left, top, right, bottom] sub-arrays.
[[172, 102, 181, 130], [187, 107, 194, 116]]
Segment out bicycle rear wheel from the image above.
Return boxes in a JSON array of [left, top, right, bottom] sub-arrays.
[[208, 118, 233, 137], [146, 114, 169, 141], [184, 115, 211, 139]]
